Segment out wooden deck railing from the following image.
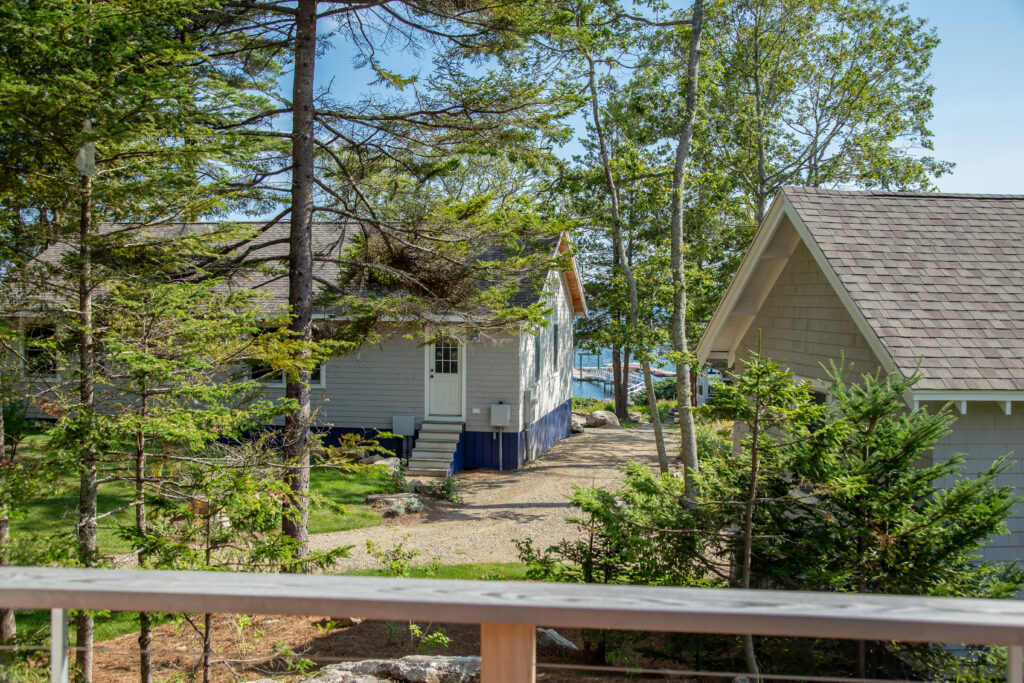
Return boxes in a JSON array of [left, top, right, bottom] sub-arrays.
[[1, 566, 1023, 683]]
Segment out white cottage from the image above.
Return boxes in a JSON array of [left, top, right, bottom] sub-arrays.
[[30, 222, 587, 477], [697, 187, 1024, 563]]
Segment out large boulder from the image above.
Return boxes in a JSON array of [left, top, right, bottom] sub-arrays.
[[374, 457, 402, 473], [570, 416, 585, 433], [307, 655, 481, 683], [364, 493, 423, 512], [586, 410, 620, 428]]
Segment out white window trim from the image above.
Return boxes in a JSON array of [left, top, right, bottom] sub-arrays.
[[252, 364, 326, 389]]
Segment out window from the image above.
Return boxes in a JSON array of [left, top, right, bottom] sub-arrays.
[[24, 327, 58, 378], [250, 362, 324, 387], [553, 323, 559, 370], [434, 341, 458, 374], [533, 334, 540, 382]]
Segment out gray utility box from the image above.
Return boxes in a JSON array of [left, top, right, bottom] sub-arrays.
[[490, 404, 511, 428], [392, 415, 416, 437]]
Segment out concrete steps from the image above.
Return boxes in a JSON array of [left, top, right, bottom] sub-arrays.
[[406, 421, 463, 477]]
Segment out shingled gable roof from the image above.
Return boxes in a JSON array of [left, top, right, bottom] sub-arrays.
[[697, 187, 1024, 398], [33, 222, 587, 317]]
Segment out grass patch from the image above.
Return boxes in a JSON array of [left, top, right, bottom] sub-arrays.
[[571, 397, 615, 414], [10, 431, 391, 556], [308, 467, 386, 534], [14, 610, 176, 645]]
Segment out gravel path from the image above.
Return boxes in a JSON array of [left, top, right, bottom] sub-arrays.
[[309, 428, 663, 570]]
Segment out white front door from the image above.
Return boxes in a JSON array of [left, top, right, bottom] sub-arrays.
[[429, 340, 462, 416]]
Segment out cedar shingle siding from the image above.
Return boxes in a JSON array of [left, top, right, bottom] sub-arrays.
[[738, 240, 881, 381]]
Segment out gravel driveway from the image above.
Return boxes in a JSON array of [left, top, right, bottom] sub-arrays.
[[309, 428, 663, 570]]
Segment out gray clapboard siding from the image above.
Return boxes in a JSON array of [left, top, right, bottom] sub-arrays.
[[926, 401, 1024, 564], [464, 331, 524, 432], [738, 240, 882, 380], [4, 566, 1024, 646], [521, 271, 574, 424]]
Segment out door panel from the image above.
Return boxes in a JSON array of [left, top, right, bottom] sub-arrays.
[[429, 341, 462, 416]]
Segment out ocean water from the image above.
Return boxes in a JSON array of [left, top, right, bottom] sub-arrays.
[[572, 347, 672, 399]]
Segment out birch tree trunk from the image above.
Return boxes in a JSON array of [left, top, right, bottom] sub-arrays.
[[281, 0, 317, 562], [76, 170, 98, 682], [585, 54, 668, 473], [669, 0, 705, 498]]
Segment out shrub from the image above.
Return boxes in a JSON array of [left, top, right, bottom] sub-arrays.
[[632, 376, 677, 406]]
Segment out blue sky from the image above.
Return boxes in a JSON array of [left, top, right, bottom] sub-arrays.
[[903, 0, 1024, 193], [312, 1, 1023, 195]]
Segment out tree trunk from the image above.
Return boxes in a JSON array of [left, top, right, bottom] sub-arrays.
[[202, 612, 212, 683], [585, 54, 669, 472], [136, 401, 151, 683], [669, 0, 705, 500], [740, 379, 762, 681], [76, 171, 97, 682], [611, 346, 627, 419], [281, 0, 317, 563], [0, 404, 14, 651]]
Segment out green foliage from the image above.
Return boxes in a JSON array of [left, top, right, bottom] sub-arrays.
[[521, 353, 1020, 677], [426, 477, 463, 504], [365, 537, 422, 578], [631, 376, 677, 406], [375, 461, 411, 494], [571, 397, 615, 414], [2, 401, 28, 457], [407, 623, 453, 653]]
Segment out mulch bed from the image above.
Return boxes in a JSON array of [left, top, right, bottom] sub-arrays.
[[90, 614, 682, 682]]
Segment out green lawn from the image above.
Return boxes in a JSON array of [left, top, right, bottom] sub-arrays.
[[10, 430, 387, 555]]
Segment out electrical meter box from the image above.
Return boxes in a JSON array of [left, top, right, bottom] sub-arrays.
[[490, 404, 511, 427]]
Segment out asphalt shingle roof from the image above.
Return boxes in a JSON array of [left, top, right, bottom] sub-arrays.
[[782, 187, 1024, 392], [34, 222, 559, 313]]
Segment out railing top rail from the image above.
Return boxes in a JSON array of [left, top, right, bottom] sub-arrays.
[[2, 566, 1023, 646]]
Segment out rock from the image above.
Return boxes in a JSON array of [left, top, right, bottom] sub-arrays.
[[374, 457, 401, 472], [407, 478, 431, 494], [537, 627, 579, 651], [303, 672, 385, 683], [365, 492, 422, 507], [360, 454, 384, 465], [627, 411, 642, 422], [585, 410, 620, 428], [308, 655, 481, 683], [570, 416, 585, 433]]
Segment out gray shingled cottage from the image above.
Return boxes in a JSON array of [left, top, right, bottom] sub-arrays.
[[697, 187, 1024, 564], [30, 223, 587, 477]]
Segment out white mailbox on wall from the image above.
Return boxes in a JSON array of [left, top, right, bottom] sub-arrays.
[[490, 404, 511, 427]]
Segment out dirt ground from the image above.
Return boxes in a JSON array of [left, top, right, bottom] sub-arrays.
[[310, 428, 665, 569], [92, 614, 684, 682], [88, 428, 678, 682]]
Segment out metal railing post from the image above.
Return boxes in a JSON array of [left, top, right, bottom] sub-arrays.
[[50, 608, 68, 683], [480, 623, 535, 683], [1008, 645, 1023, 683]]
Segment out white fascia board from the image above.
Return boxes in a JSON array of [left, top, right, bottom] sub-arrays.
[[695, 194, 791, 365], [910, 390, 1024, 403], [780, 195, 896, 376]]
